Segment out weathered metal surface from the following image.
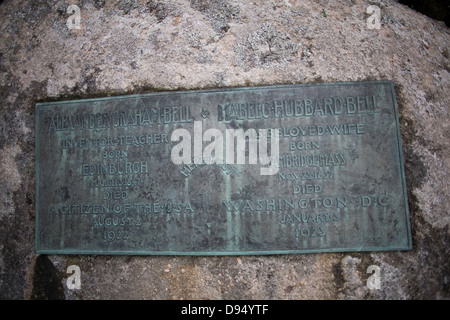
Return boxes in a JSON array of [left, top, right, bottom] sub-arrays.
[[35, 81, 412, 255]]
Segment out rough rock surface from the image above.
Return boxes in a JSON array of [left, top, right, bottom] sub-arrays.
[[0, 0, 449, 300]]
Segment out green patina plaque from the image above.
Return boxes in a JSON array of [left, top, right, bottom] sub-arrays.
[[35, 81, 412, 255]]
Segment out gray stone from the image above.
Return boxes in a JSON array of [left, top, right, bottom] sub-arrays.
[[0, 0, 449, 299]]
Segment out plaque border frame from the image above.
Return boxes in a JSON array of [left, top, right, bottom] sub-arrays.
[[35, 80, 412, 255]]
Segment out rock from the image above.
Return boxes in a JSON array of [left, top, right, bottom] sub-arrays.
[[0, 0, 448, 300]]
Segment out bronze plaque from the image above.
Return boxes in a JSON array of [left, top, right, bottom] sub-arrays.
[[35, 81, 412, 255]]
